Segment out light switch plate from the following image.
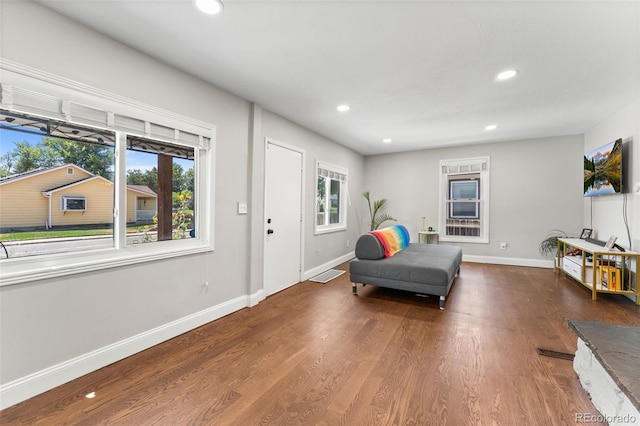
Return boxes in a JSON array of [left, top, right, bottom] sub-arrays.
[[237, 202, 248, 214]]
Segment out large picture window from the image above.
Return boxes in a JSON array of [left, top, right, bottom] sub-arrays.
[[0, 80, 214, 285], [315, 161, 347, 234], [439, 157, 490, 243]]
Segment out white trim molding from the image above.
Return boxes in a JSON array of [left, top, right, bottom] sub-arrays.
[[0, 58, 215, 138], [462, 254, 554, 269]]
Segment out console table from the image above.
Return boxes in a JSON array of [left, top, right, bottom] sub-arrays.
[[556, 238, 639, 305]]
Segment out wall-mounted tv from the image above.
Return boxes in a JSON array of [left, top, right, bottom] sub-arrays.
[[584, 138, 623, 197]]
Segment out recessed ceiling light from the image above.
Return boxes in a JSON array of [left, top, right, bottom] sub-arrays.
[[336, 105, 350, 112], [195, 0, 223, 15], [496, 69, 518, 81], [485, 124, 498, 131], [86, 392, 96, 399], [382, 138, 392, 143]]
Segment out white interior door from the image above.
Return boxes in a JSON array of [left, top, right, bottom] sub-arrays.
[[264, 140, 303, 296]]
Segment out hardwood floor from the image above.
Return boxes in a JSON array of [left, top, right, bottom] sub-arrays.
[[2, 262, 639, 425]]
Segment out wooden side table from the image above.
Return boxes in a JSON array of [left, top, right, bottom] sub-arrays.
[[418, 231, 439, 244]]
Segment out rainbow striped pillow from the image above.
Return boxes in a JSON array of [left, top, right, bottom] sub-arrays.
[[370, 225, 410, 257]]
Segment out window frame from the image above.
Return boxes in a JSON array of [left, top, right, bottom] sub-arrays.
[[122, 134, 197, 244], [439, 157, 490, 244], [0, 67, 215, 287], [314, 161, 348, 235], [61, 196, 87, 212], [449, 179, 479, 219]]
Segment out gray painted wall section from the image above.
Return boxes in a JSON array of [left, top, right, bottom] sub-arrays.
[[364, 135, 585, 261], [584, 99, 640, 252]]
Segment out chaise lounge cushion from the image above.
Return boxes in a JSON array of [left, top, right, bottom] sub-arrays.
[[355, 233, 386, 260]]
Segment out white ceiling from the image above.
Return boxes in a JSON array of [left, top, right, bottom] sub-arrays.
[[36, 0, 640, 156]]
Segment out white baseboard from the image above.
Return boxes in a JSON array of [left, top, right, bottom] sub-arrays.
[[248, 289, 265, 307], [463, 254, 554, 269], [303, 251, 355, 281], [0, 292, 260, 410]]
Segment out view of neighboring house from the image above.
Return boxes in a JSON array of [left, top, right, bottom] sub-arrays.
[[0, 164, 157, 231], [126, 184, 158, 224]]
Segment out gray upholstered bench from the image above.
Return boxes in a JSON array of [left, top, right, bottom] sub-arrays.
[[349, 233, 462, 309]]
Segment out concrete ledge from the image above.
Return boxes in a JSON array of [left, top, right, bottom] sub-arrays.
[[569, 319, 640, 424]]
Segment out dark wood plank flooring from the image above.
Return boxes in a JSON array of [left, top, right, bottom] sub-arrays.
[[2, 262, 639, 425]]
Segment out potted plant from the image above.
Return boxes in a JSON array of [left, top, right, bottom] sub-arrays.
[[539, 229, 568, 257], [363, 191, 396, 231]]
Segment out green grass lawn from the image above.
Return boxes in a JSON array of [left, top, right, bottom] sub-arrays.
[[0, 226, 150, 242]]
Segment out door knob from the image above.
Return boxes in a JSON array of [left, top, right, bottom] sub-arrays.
[[267, 229, 274, 235]]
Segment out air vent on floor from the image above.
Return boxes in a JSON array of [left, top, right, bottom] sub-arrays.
[[536, 347, 575, 361]]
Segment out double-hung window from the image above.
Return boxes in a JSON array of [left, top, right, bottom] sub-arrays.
[[439, 156, 490, 243], [449, 179, 479, 221], [315, 161, 347, 234], [0, 79, 214, 285]]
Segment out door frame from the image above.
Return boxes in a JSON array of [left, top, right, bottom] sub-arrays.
[[263, 137, 305, 294]]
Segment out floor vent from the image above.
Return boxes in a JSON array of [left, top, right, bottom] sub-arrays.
[[536, 347, 575, 361], [310, 269, 345, 283]]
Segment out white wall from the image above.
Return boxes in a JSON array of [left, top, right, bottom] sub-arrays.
[[0, 1, 364, 407], [364, 135, 585, 265], [584, 99, 640, 251]]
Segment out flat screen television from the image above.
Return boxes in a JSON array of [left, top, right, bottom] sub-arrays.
[[583, 138, 623, 197]]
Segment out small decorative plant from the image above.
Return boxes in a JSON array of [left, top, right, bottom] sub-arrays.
[[363, 191, 396, 231], [172, 190, 193, 239], [539, 229, 568, 257]]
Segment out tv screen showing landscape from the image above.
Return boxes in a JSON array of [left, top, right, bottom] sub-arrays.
[[583, 138, 622, 196]]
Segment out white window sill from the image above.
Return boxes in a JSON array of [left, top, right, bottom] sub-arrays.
[[314, 225, 346, 235], [440, 236, 489, 244], [0, 240, 213, 287]]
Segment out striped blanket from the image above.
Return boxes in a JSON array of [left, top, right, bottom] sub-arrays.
[[370, 225, 410, 257]]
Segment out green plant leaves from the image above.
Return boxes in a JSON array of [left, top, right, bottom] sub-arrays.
[[363, 191, 396, 230]]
